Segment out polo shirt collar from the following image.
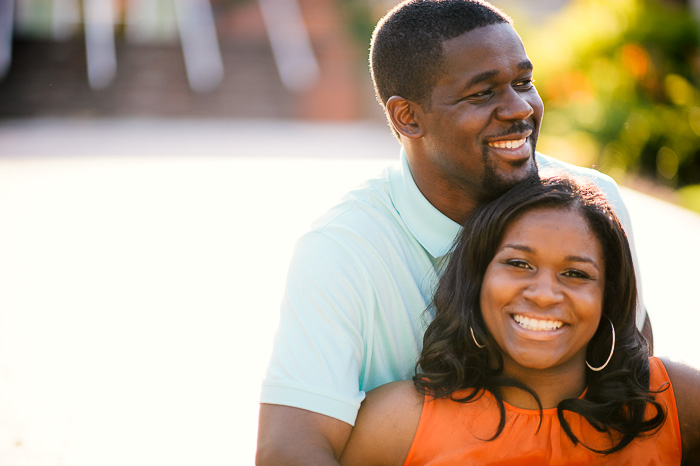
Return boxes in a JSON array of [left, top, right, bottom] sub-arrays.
[[390, 148, 461, 258]]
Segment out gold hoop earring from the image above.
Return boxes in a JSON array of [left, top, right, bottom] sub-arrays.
[[586, 315, 615, 372], [470, 326, 486, 349]]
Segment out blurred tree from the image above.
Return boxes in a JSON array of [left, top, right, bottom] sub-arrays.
[[524, 0, 700, 210], [339, 0, 700, 210]]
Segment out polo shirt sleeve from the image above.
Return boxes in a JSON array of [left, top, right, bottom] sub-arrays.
[[260, 230, 369, 426]]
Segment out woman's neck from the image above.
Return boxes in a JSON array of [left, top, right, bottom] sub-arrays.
[[498, 359, 587, 410]]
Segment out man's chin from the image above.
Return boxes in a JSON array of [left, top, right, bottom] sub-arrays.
[[482, 164, 539, 200]]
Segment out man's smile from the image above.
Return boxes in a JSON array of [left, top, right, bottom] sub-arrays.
[[488, 137, 527, 150], [485, 129, 534, 163]]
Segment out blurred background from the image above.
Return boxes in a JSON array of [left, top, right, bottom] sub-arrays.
[[2, 0, 700, 205], [0, 0, 699, 465]]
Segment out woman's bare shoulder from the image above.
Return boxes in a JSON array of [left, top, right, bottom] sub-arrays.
[[366, 380, 424, 408], [340, 381, 423, 466]]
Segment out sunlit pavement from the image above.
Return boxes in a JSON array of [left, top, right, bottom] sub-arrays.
[[1, 119, 699, 466]]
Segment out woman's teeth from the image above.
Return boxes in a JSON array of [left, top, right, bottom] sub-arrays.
[[513, 315, 563, 331]]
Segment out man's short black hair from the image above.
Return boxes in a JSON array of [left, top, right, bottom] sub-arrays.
[[370, 0, 512, 111]]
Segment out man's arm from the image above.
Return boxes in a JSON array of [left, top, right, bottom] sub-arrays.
[[256, 404, 352, 466], [661, 358, 700, 464], [257, 232, 370, 464]]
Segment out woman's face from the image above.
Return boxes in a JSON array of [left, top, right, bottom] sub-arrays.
[[480, 207, 605, 375]]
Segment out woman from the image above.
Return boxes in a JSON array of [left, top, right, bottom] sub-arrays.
[[339, 176, 700, 465]]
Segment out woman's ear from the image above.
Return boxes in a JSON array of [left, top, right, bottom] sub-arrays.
[[386, 96, 424, 139]]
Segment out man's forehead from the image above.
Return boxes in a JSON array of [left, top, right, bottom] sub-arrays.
[[439, 23, 529, 73], [440, 22, 523, 54]]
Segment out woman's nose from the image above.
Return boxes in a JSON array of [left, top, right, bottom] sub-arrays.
[[522, 271, 564, 307]]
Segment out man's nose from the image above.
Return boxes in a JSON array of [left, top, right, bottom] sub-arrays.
[[495, 88, 534, 121]]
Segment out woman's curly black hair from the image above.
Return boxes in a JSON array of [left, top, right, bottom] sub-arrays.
[[414, 176, 665, 454]]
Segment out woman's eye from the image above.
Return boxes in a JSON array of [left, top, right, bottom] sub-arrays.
[[505, 259, 530, 269], [563, 269, 591, 279]]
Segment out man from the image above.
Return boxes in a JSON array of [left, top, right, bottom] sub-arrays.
[[256, 1, 651, 464]]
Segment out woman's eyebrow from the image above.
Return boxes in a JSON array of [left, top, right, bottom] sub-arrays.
[[565, 255, 601, 271], [502, 245, 601, 271], [502, 244, 532, 253]]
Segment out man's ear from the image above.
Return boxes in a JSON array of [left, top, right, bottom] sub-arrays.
[[386, 96, 424, 139]]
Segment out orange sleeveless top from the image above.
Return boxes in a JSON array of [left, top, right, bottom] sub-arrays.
[[404, 357, 682, 465]]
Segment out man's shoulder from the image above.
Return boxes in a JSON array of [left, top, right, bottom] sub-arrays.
[[536, 152, 617, 186], [309, 165, 407, 241], [535, 152, 624, 205], [290, 162, 433, 279]]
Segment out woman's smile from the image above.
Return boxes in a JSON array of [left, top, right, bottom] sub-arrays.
[[512, 314, 563, 332]]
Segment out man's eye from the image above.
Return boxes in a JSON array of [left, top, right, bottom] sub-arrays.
[[466, 90, 492, 101], [514, 79, 534, 89]]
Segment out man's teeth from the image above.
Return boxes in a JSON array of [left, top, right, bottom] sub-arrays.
[[513, 315, 563, 331], [488, 138, 526, 149]]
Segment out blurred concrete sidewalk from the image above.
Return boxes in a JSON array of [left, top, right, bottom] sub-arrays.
[[0, 118, 698, 466]]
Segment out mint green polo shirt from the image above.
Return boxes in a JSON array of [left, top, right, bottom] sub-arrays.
[[261, 150, 645, 425]]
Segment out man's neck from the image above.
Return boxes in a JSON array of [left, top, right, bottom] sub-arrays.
[[405, 156, 478, 224]]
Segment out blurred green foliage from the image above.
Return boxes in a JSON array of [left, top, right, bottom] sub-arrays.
[[520, 0, 700, 211], [346, 0, 700, 211], [341, 0, 380, 48]]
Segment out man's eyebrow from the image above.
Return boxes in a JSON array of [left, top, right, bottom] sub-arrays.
[[465, 70, 498, 89], [519, 59, 534, 71], [464, 60, 534, 89]]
